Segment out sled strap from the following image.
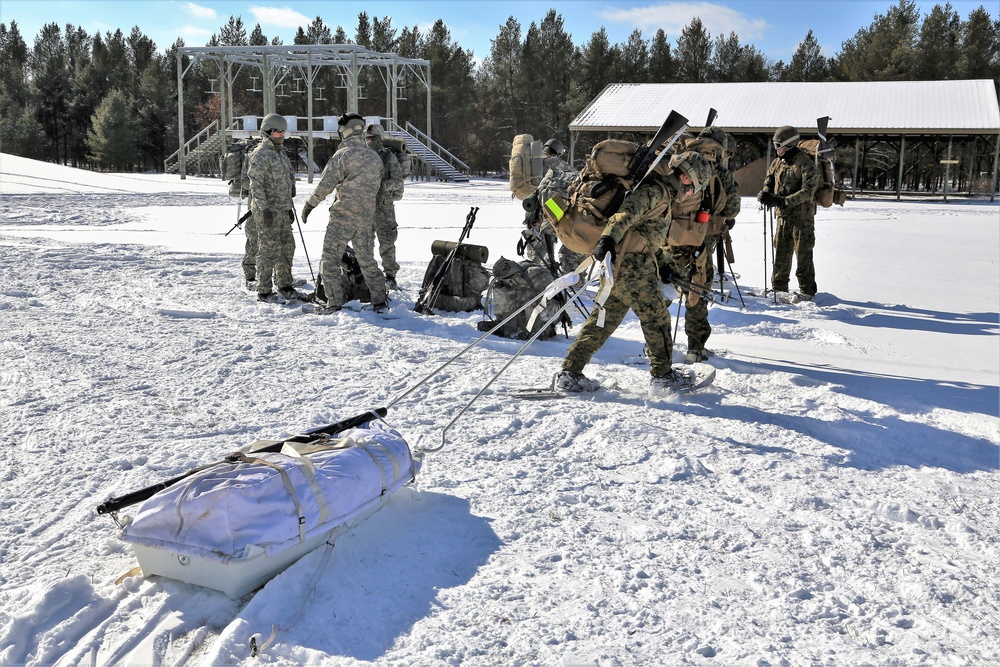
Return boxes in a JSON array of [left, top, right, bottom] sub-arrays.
[[593, 253, 616, 328], [525, 266, 585, 332], [233, 453, 309, 544], [277, 447, 332, 527]]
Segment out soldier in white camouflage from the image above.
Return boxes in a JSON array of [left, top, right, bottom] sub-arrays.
[[364, 123, 404, 290], [301, 112, 387, 313], [248, 114, 301, 302], [556, 153, 707, 395]]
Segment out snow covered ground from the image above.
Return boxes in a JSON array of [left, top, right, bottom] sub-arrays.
[[1, 152, 998, 666]]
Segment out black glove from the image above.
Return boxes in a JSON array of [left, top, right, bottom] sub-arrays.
[[757, 190, 783, 209], [261, 209, 274, 225], [594, 235, 616, 263], [657, 261, 675, 284], [301, 202, 315, 223], [288, 210, 295, 223], [725, 219, 736, 230]]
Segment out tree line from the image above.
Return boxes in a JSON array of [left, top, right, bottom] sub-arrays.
[[0, 0, 997, 176]]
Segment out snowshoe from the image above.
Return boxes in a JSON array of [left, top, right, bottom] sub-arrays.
[[650, 363, 716, 396], [554, 370, 602, 393]]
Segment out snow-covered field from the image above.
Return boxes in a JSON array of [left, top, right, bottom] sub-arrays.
[[1, 152, 998, 666]]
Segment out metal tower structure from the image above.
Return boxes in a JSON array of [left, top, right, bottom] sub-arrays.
[[174, 44, 431, 179]]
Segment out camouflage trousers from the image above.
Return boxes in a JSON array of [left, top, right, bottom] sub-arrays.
[[242, 213, 258, 281], [320, 216, 386, 308], [772, 214, 817, 296], [563, 252, 673, 378], [663, 244, 713, 354], [255, 210, 295, 294], [374, 205, 399, 279]]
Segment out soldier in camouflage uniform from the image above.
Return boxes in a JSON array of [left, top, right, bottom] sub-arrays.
[[556, 152, 706, 395], [523, 139, 588, 273], [669, 128, 741, 363], [248, 114, 300, 302], [759, 125, 820, 299], [364, 123, 404, 290], [301, 112, 387, 313]]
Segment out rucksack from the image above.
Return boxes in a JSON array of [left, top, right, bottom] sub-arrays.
[[797, 139, 847, 207], [509, 134, 545, 200], [221, 139, 258, 198], [540, 139, 660, 256], [477, 258, 562, 340], [418, 243, 491, 312], [313, 247, 372, 305]]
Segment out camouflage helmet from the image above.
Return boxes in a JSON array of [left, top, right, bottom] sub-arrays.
[[364, 122, 384, 140], [261, 113, 287, 136], [668, 150, 712, 193], [772, 125, 800, 149], [697, 126, 728, 152], [337, 112, 366, 139], [543, 138, 565, 157]]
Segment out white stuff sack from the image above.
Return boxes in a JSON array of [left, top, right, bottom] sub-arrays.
[[120, 421, 416, 563]]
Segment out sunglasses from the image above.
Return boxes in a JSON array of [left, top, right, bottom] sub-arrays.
[[268, 129, 286, 135]]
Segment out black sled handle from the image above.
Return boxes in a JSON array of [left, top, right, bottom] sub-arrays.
[[96, 407, 388, 516]]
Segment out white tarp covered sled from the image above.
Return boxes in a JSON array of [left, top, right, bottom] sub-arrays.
[[118, 420, 417, 598]]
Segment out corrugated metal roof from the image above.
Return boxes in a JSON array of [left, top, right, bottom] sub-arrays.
[[570, 80, 1000, 135]]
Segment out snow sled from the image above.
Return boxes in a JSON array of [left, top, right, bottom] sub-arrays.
[[97, 409, 418, 599]]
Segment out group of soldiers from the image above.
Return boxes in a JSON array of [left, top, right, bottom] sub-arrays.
[[242, 112, 406, 314], [238, 112, 819, 396], [548, 124, 818, 395]]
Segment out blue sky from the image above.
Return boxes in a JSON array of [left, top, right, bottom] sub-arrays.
[[2, 1, 994, 63]]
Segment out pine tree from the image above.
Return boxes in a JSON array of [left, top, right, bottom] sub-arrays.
[[86, 89, 139, 171], [837, 0, 919, 80], [915, 3, 961, 80], [783, 30, 829, 81], [615, 29, 649, 83], [674, 18, 712, 83], [30, 22, 70, 162], [0, 21, 31, 111], [958, 6, 1000, 83], [648, 29, 673, 82], [533, 10, 576, 139]]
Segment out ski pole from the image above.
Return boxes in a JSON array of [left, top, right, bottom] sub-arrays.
[[415, 206, 479, 313], [431, 263, 603, 453], [769, 208, 777, 304], [389, 258, 595, 411], [724, 250, 746, 308], [761, 204, 768, 300], [292, 208, 315, 283]]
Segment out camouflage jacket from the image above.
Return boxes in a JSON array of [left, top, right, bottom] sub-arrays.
[[307, 134, 382, 222], [764, 148, 820, 214], [373, 143, 404, 209], [600, 175, 675, 251], [717, 166, 741, 221], [247, 139, 295, 214]]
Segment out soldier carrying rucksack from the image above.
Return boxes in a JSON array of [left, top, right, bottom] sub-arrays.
[[758, 125, 821, 302]]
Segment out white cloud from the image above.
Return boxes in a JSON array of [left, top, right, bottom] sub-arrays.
[[249, 5, 312, 29], [181, 25, 214, 38], [599, 2, 769, 41], [182, 2, 217, 20]]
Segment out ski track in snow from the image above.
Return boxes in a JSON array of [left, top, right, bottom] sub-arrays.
[[0, 160, 998, 666]]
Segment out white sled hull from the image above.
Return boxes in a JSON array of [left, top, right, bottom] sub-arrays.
[[120, 421, 417, 599], [130, 492, 394, 599]]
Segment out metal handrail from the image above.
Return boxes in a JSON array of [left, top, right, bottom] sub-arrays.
[[385, 119, 469, 174], [163, 119, 226, 173]]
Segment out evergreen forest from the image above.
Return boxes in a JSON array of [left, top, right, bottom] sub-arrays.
[[1, 0, 997, 185]]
